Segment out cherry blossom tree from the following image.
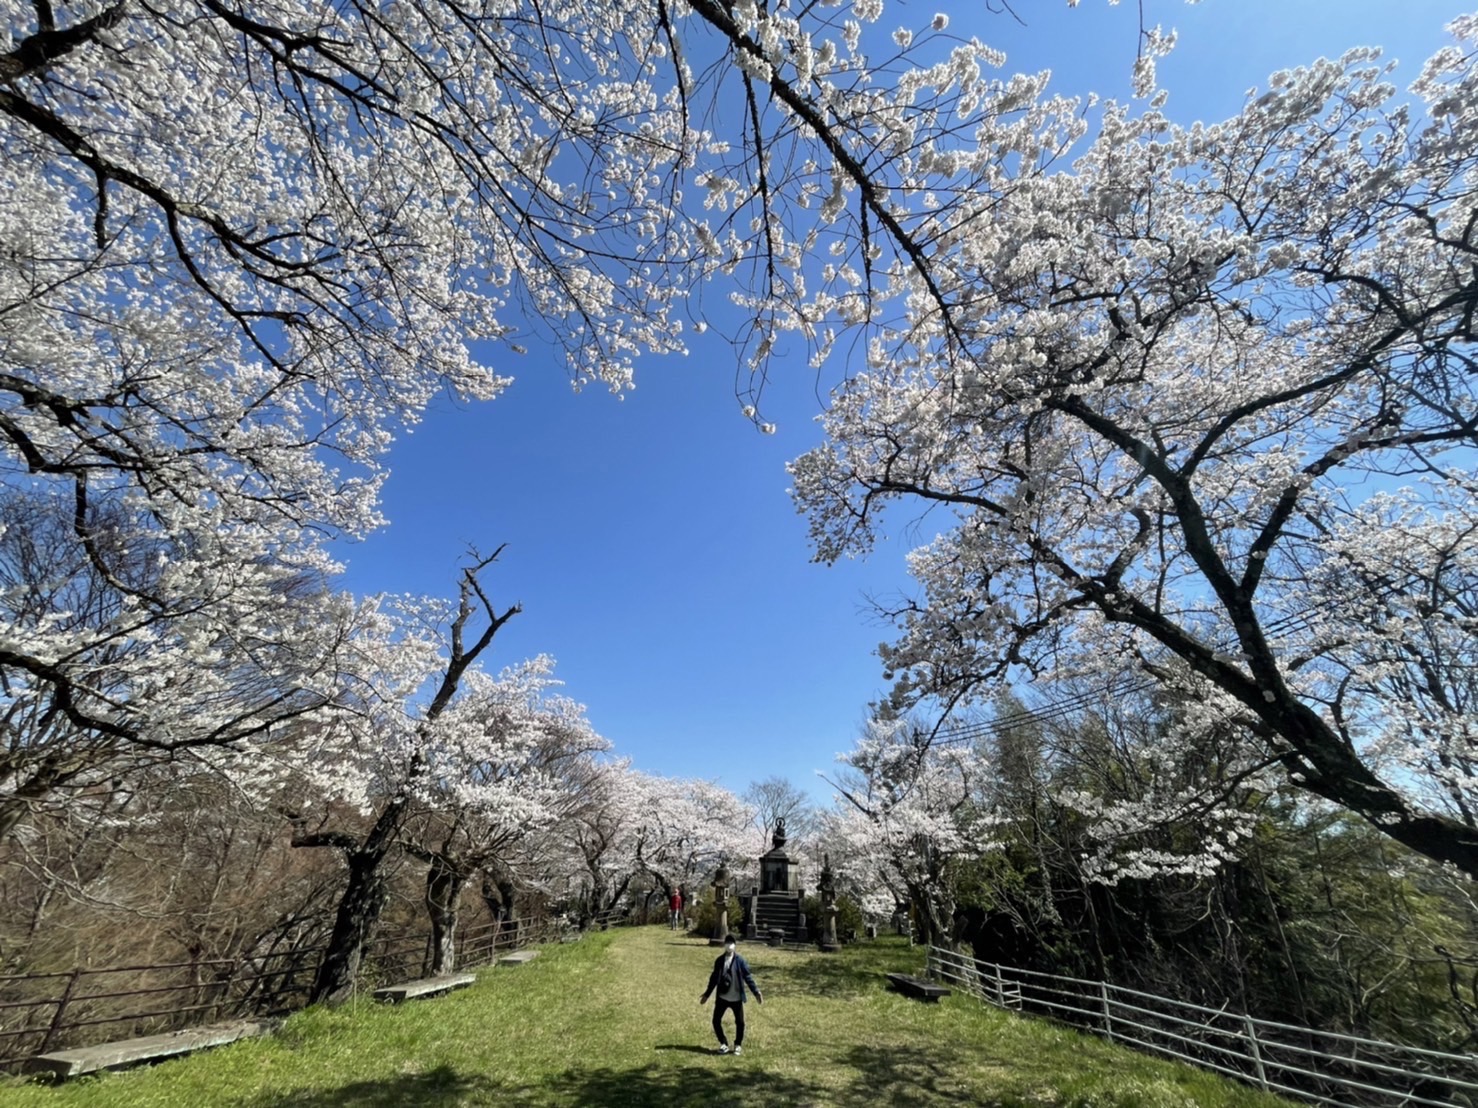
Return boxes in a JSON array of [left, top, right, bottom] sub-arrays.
[[629, 771, 757, 904], [826, 714, 994, 947], [0, 486, 365, 838], [288, 552, 518, 1003], [538, 764, 755, 923], [789, 18, 1478, 875], [0, 0, 1159, 834], [560, 760, 648, 925], [0, 0, 712, 827], [400, 657, 608, 974], [17, 0, 1469, 884], [980, 681, 1278, 893]]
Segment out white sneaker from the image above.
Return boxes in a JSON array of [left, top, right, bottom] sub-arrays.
[[717, 1044, 729, 1054], [734, 1046, 743, 1056]]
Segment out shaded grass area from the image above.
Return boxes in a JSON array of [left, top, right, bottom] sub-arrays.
[[1, 929, 1291, 1107]]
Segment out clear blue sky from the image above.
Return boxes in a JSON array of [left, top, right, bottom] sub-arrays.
[[330, 1, 1475, 803]]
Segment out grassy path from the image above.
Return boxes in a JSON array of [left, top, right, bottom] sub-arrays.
[[1, 928, 1291, 1107]]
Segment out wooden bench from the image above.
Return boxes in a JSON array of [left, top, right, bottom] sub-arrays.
[[372, 972, 476, 1003], [885, 972, 951, 1003], [27, 1018, 275, 1079]]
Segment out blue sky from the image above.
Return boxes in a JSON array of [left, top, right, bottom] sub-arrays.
[[330, 0, 1475, 804]]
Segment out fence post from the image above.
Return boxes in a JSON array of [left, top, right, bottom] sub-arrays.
[[37, 968, 84, 1055], [994, 963, 1005, 1007], [1243, 1014, 1270, 1091], [1099, 981, 1114, 1042]]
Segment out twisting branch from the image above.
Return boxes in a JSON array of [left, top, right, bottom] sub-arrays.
[[686, 0, 971, 356]]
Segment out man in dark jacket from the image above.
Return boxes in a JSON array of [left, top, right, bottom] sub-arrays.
[[699, 933, 763, 1054]]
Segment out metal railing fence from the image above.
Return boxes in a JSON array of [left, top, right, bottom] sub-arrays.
[[927, 946, 1478, 1107], [0, 911, 571, 1069]]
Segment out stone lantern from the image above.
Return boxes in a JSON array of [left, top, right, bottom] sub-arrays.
[[818, 853, 840, 953], [710, 859, 731, 946]]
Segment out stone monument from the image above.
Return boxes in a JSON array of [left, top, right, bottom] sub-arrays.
[[740, 818, 808, 943], [761, 818, 799, 894]]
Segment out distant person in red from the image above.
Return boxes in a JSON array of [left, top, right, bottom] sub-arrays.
[[669, 887, 683, 930]]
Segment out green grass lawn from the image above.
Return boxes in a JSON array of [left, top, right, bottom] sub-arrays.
[[0, 928, 1292, 1107]]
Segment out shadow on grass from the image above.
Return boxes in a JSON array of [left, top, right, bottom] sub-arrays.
[[760, 945, 918, 1002], [835, 1041, 980, 1103], [653, 1044, 715, 1054], [520, 1049, 1030, 1108], [242, 1062, 828, 1108], [237, 1064, 497, 1107], [500, 1062, 828, 1108]]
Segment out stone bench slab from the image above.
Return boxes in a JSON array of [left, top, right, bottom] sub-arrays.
[[27, 1018, 274, 1079], [373, 972, 476, 1003], [497, 950, 539, 965], [885, 972, 951, 1002]]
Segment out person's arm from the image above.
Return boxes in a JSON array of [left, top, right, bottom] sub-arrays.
[[742, 959, 763, 1003]]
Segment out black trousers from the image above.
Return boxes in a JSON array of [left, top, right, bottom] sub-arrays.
[[712, 998, 745, 1046]]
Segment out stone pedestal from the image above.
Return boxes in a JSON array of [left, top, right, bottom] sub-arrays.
[[710, 861, 732, 946], [818, 853, 840, 953]]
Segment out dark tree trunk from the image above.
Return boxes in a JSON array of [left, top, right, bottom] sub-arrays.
[[426, 854, 464, 976], [304, 798, 405, 1005], [309, 852, 388, 1005], [907, 877, 954, 949], [480, 866, 516, 927]]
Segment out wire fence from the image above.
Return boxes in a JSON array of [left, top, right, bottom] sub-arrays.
[[927, 946, 1478, 1107], [0, 909, 630, 1070]]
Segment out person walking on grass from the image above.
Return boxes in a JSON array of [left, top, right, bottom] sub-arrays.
[[669, 887, 683, 930], [699, 934, 762, 1055]]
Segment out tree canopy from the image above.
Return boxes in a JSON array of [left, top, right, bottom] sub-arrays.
[[3, 1, 1476, 877], [788, 17, 1478, 874]]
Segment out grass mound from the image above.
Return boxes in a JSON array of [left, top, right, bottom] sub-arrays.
[[2, 928, 1289, 1106]]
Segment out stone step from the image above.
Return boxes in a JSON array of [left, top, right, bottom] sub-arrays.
[[373, 973, 476, 1003], [28, 1019, 275, 1079]]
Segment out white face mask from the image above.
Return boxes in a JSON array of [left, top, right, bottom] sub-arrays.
[[725, 943, 736, 954]]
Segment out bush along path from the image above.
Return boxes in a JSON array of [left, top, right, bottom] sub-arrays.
[[2, 928, 1293, 1107]]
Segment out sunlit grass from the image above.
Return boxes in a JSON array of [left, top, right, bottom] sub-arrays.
[[1, 927, 1292, 1106]]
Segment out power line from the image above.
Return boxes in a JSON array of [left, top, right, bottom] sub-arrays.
[[926, 577, 1432, 747]]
